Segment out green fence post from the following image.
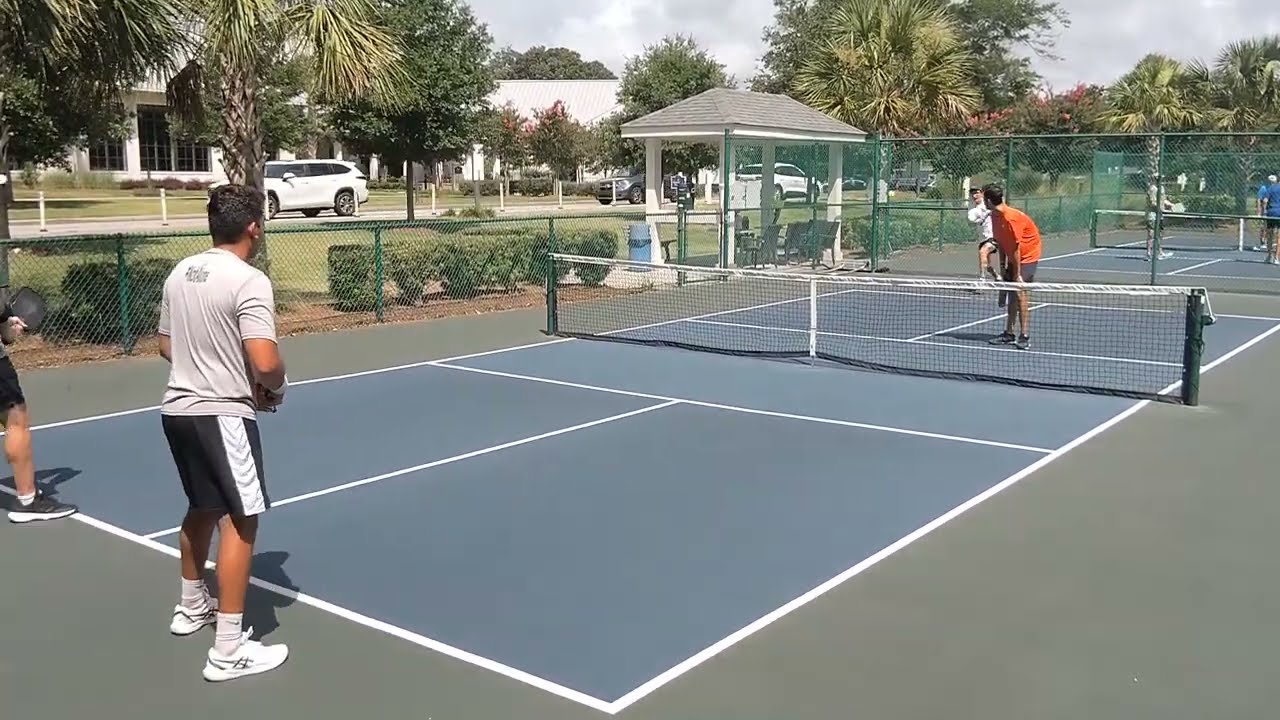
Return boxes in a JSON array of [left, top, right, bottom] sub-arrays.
[[1151, 133, 1166, 285], [115, 237, 132, 354], [373, 227, 384, 322], [1056, 195, 1064, 234], [545, 219, 558, 336], [676, 201, 687, 287], [936, 207, 944, 251], [1005, 136, 1015, 201], [809, 199, 819, 267], [1181, 290, 1205, 406], [721, 129, 731, 268], [869, 135, 882, 270]]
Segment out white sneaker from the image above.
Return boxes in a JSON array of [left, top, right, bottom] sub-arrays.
[[170, 599, 218, 636], [202, 628, 289, 682]]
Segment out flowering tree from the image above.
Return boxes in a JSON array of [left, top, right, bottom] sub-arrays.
[[528, 100, 586, 181], [481, 103, 532, 190]]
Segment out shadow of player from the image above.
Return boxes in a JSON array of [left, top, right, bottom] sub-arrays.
[[0, 467, 82, 509], [200, 549, 298, 640]]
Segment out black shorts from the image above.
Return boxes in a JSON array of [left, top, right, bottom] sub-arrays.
[[1267, 217, 1280, 230], [1002, 261, 1037, 283], [0, 355, 25, 412], [978, 238, 997, 252], [161, 414, 270, 517]]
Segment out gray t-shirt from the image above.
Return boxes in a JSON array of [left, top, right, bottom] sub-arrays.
[[158, 248, 277, 419]]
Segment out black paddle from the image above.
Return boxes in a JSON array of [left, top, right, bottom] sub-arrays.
[[6, 287, 48, 333]]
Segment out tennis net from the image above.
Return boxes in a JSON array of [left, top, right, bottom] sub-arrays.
[[1091, 208, 1267, 253], [546, 254, 1213, 405]]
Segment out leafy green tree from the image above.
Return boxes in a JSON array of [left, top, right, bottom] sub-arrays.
[[753, 0, 1066, 110], [527, 101, 585, 181], [327, 0, 495, 217], [596, 35, 731, 178], [794, 0, 980, 136], [1005, 83, 1106, 187], [492, 46, 615, 80], [479, 103, 531, 190], [0, 0, 185, 271]]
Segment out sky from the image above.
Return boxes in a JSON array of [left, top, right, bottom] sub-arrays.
[[473, 0, 1279, 91]]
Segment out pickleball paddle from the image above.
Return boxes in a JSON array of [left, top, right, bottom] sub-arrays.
[[6, 287, 48, 333]]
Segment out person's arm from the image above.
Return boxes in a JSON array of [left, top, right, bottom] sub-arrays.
[[157, 288, 172, 362], [237, 273, 287, 395]]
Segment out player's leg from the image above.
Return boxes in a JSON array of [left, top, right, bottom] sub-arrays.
[[1268, 219, 1279, 264], [1015, 263, 1036, 349], [198, 415, 287, 682], [162, 415, 221, 635], [3, 356, 76, 523], [990, 259, 1018, 345]]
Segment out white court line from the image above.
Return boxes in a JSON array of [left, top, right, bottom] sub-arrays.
[[427, 361, 1052, 454], [687, 317, 1180, 369], [1039, 239, 1144, 263], [0, 483, 616, 713], [5, 338, 576, 437], [1166, 258, 1227, 276], [907, 304, 1047, 342], [141, 401, 680, 540], [604, 316, 1280, 714]]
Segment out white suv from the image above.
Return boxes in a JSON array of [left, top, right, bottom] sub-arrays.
[[735, 162, 815, 201], [262, 159, 369, 218]]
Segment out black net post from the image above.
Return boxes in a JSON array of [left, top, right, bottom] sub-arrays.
[[545, 226, 558, 336], [1181, 289, 1206, 405]]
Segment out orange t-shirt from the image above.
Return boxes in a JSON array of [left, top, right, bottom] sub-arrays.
[[991, 204, 1042, 265]]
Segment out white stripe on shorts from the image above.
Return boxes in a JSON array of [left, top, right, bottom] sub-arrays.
[[217, 416, 266, 516]]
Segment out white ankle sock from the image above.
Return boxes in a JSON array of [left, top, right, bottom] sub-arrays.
[[16, 492, 34, 506], [214, 612, 244, 656], [180, 578, 210, 611]]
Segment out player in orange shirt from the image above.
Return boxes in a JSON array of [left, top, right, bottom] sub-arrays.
[[982, 184, 1041, 350]]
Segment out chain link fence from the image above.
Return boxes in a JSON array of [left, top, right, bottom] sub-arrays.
[[715, 132, 1280, 295], [8, 132, 1280, 365], [0, 212, 647, 366]]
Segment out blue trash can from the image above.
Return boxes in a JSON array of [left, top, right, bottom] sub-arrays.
[[627, 223, 652, 265]]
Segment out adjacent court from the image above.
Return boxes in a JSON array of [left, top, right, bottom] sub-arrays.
[[9, 255, 1280, 714]]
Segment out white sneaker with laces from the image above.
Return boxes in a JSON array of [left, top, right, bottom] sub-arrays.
[[202, 628, 289, 682], [170, 599, 218, 636]]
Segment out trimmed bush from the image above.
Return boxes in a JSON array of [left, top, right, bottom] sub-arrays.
[[45, 256, 172, 345], [564, 228, 619, 286], [327, 244, 378, 312]]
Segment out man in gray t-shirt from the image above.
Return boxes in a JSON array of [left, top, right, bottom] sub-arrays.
[[158, 184, 290, 682]]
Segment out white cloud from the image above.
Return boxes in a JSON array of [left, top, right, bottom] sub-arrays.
[[473, 0, 1275, 91]]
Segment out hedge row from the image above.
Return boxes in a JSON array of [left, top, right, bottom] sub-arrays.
[[327, 227, 620, 311], [40, 256, 172, 345], [456, 179, 598, 198]]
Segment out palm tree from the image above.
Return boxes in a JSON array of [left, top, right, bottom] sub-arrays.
[[0, 0, 186, 283], [1098, 54, 1204, 258], [793, 0, 980, 136], [1185, 37, 1280, 219], [166, 0, 408, 195]]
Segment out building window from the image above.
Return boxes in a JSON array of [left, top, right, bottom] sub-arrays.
[[88, 141, 125, 171], [137, 106, 172, 173], [137, 104, 212, 173], [175, 142, 210, 173]]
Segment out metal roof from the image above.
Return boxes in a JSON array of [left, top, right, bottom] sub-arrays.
[[620, 88, 866, 144], [489, 80, 622, 126]]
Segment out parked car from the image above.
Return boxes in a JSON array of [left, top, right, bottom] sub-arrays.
[[596, 172, 684, 205], [735, 162, 819, 201], [248, 159, 370, 218]]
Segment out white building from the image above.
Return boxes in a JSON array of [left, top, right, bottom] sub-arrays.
[[53, 77, 625, 186]]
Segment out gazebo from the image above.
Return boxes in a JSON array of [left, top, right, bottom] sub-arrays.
[[620, 88, 867, 267]]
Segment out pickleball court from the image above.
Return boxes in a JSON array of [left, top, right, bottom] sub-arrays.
[[8, 256, 1280, 715]]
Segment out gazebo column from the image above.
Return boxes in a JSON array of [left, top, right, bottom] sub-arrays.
[[720, 139, 735, 267], [644, 138, 662, 215], [827, 144, 844, 265], [760, 143, 776, 234]]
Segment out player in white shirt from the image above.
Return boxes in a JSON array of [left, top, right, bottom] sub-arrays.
[[967, 187, 999, 281]]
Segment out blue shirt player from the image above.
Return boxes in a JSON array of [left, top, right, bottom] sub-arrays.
[[1263, 176, 1280, 264], [1258, 175, 1278, 253]]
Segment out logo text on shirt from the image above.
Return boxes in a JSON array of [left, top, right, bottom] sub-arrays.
[[185, 264, 210, 283]]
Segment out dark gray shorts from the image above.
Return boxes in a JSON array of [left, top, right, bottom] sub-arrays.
[[1002, 261, 1037, 283]]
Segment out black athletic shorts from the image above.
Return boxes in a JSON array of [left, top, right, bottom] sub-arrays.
[[1267, 217, 1280, 230], [161, 414, 270, 516], [1001, 261, 1036, 305], [0, 355, 25, 412], [978, 238, 997, 251]]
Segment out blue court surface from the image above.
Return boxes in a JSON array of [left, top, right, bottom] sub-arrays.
[[21, 307, 1280, 713], [1040, 244, 1280, 285]]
